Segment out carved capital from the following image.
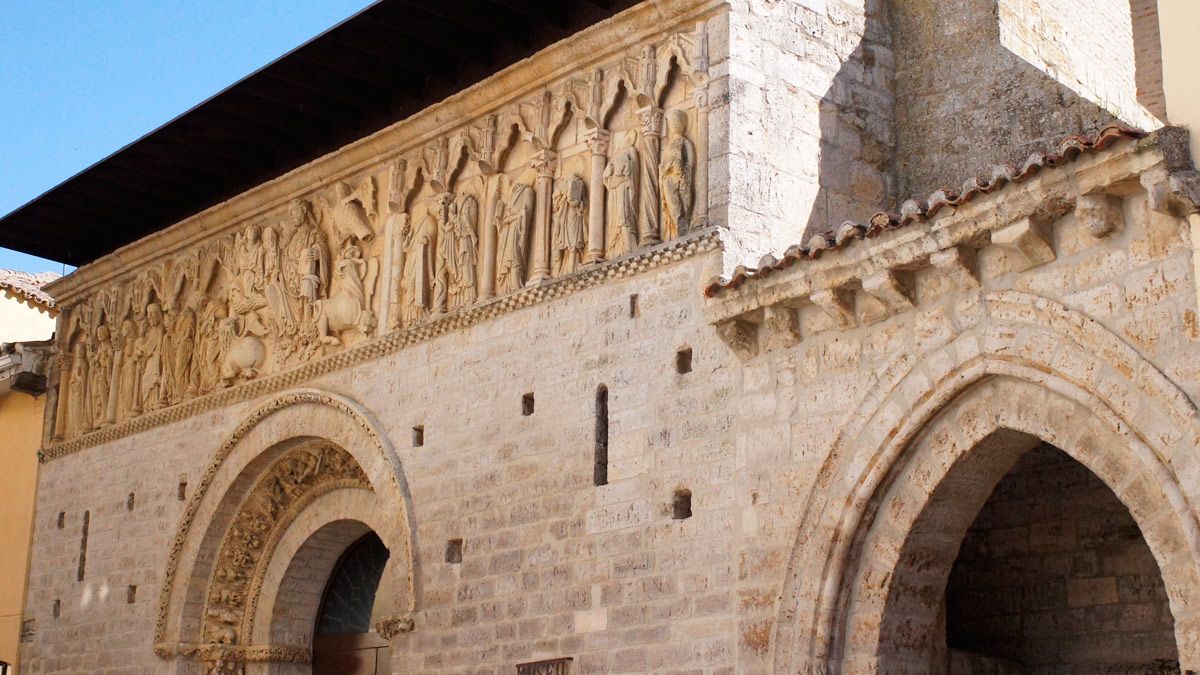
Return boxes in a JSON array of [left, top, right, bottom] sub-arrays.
[[811, 287, 856, 330], [860, 270, 915, 324], [930, 245, 980, 288], [992, 217, 1056, 271], [531, 150, 557, 178], [1076, 193, 1123, 238], [376, 612, 417, 639], [716, 318, 759, 359], [637, 105, 664, 137], [585, 129, 611, 156]]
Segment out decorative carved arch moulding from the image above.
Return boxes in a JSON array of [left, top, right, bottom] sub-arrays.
[[771, 292, 1200, 672], [153, 389, 418, 670]]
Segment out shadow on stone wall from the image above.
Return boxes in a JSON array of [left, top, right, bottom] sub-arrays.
[[802, 0, 1119, 242]]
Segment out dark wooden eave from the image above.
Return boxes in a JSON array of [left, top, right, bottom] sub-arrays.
[[0, 0, 639, 266]]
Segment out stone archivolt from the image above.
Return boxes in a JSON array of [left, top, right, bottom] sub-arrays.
[[48, 24, 710, 446], [201, 442, 369, 648]]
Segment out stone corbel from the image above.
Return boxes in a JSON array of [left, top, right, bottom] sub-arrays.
[[811, 287, 856, 330], [860, 270, 915, 324], [376, 612, 417, 639], [716, 317, 760, 360], [930, 245, 980, 288], [1141, 165, 1200, 217], [1075, 192, 1123, 238], [991, 217, 1055, 271], [761, 304, 801, 351]]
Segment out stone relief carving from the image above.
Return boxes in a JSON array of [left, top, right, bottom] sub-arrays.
[[51, 26, 708, 443], [202, 442, 369, 647]]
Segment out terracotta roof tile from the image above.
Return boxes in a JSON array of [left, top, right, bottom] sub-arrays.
[[0, 269, 60, 314], [704, 123, 1147, 297]]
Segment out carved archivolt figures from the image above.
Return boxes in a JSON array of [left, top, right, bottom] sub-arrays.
[[51, 28, 708, 443], [203, 443, 368, 648]]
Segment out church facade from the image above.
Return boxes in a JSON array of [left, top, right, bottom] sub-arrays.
[[19, 0, 1200, 673]]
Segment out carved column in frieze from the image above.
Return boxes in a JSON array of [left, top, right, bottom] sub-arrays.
[[637, 105, 663, 247], [585, 129, 610, 264], [692, 88, 709, 230], [528, 150, 557, 285]]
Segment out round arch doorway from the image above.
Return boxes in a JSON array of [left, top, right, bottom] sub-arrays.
[[312, 531, 393, 675]]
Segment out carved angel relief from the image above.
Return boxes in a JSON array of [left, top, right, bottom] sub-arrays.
[[52, 26, 708, 443]]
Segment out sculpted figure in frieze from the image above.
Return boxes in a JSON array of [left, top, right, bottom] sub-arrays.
[[495, 182, 536, 295], [318, 241, 378, 345], [282, 198, 330, 327], [660, 109, 696, 240], [138, 303, 169, 410], [47, 25, 710, 444], [400, 199, 437, 325], [604, 135, 640, 258], [65, 334, 91, 436], [88, 323, 113, 429], [451, 193, 479, 309], [431, 192, 457, 315], [553, 173, 588, 275], [113, 318, 140, 421]]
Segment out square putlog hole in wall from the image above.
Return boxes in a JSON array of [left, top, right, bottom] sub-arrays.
[[676, 347, 693, 374], [446, 538, 463, 564], [522, 393, 535, 416], [412, 425, 424, 447], [673, 489, 693, 520]]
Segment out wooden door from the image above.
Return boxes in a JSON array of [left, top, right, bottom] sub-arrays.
[[312, 632, 391, 675]]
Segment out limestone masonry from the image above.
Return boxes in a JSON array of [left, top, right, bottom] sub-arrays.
[[20, 0, 1200, 673]]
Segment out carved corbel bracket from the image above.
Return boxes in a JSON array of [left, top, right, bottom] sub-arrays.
[[860, 270, 915, 324], [991, 217, 1055, 271], [811, 287, 856, 330], [716, 317, 760, 360], [1142, 166, 1200, 217], [1076, 192, 1124, 238], [930, 245, 980, 288], [761, 304, 802, 351], [376, 612, 417, 639]]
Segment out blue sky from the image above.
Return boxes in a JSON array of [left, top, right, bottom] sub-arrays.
[[0, 1, 373, 274]]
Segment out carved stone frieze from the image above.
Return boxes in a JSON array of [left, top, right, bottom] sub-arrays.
[[49, 23, 711, 444]]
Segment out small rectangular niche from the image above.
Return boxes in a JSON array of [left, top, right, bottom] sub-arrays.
[[52, 599, 60, 619], [676, 347, 693, 374], [673, 489, 692, 520], [178, 475, 188, 501], [412, 425, 425, 448], [126, 585, 137, 604], [629, 294, 640, 318], [445, 538, 463, 564], [522, 392, 535, 416], [56, 512, 65, 529], [126, 493, 136, 512]]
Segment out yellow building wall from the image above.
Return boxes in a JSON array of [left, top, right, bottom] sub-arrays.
[[1160, 0, 1200, 162], [0, 391, 42, 671]]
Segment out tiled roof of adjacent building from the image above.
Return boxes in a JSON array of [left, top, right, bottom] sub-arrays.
[[703, 123, 1147, 297], [0, 270, 60, 315]]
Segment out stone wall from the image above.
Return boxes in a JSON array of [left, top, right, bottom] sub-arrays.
[[720, 0, 896, 264], [18, 1, 1200, 673], [946, 444, 1178, 673], [891, 0, 1119, 199]]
